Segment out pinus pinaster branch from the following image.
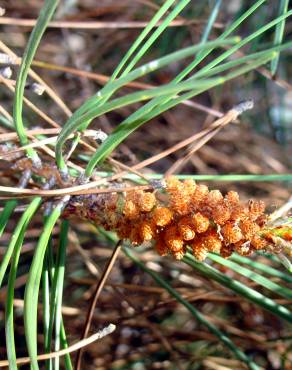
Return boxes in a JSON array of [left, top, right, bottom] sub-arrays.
[[63, 177, 292, 262]]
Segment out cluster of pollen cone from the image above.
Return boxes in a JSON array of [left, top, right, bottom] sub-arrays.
[[62, 177, 285, 262]]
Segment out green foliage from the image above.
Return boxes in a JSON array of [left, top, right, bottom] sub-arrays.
[[270, 0, 289, 76], [124, 246, 260, 370], [24, 198, 68, 370], [0, 0, 291, 369], [13, 0, 59, 163]]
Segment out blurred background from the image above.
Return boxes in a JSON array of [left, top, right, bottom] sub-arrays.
[[0, 1, 291, 369]]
